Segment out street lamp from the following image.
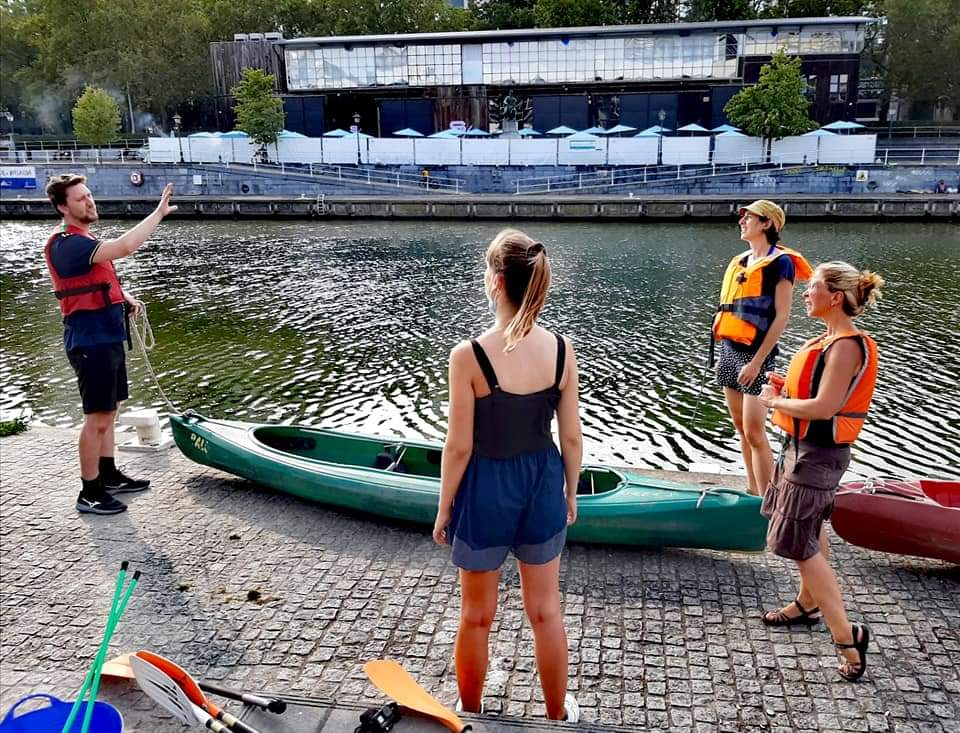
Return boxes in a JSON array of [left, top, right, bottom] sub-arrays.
[[173, 112, 184, 163], [657, 108, 666, 165], [352, 111, 362, 165], [1, 109, 13, 159]]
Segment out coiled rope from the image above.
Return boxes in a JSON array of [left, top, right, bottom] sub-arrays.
[[128, 303, 180, 415]]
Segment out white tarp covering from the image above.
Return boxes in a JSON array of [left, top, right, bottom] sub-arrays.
[[276, 139, 324, 163], [147, 138, 179, 163], [415, 139, 461, 165], [817, 134, 877, 164], [606, 138, 659, 165], [462, 139, 510, 165], [558, 138, 606, 166], [771, 136, 819, 164], [713, 136, 765, 165], [508, 139, 559, 166], [661, 137, 710, 165], [321, 138, 369, 164], [368, 139, 415, 165]]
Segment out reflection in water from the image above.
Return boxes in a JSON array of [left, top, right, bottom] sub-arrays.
[[2, 219, 958, 478]]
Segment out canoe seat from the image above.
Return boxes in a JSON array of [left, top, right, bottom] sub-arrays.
[[374, 447, 408, 473]]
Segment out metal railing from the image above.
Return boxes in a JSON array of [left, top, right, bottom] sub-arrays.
[[0, 148, 148, 164], [237, 160, 467, 194], [875, 147, 960, 165], [865, 125, 960, 139], [514, 160, 803, 195]]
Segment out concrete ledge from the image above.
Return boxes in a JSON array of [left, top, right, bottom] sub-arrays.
[[2, 194, 957, 221]]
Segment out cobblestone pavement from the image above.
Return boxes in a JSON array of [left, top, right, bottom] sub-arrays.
[[1, 427, 958, 732]]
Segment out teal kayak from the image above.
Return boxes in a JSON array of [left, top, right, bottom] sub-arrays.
[[169, 413, 767, 552]]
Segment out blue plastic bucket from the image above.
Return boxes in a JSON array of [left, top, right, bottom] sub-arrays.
[[0, 694, 123, 733]]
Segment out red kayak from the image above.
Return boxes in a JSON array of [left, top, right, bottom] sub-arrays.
[[831, 478, 960, 564]]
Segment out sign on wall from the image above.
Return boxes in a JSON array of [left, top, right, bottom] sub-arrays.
[[0, 166, 37, 189]]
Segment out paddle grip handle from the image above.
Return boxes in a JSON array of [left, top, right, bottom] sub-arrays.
[[199, 682, 286, 714], [219, 712, 261, 733]]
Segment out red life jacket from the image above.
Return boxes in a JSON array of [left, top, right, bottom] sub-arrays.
[[44, 223, 124, 317]]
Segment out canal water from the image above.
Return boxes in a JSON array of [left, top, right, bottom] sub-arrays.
[[2, 219, 958, 478]]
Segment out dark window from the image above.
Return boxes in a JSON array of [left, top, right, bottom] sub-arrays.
[[829, 74, 848, 103], [805, 75, 818, 101], [720, 34, 738, 60]]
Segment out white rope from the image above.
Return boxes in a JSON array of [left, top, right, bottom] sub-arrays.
[[129, 303, 180, 415]]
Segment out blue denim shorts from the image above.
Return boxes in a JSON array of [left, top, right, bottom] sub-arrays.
[[448, 444, 567, 572]]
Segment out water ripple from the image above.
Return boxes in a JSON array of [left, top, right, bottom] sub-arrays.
[[2, 219, 958, 478]]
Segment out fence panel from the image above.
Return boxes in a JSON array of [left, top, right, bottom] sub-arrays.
[[558, 138, 606, 166], [322, 138, 369, 164], [508, 139, 559, 165], [148, 138, 179, 163], [771, 136, 819, 164], [462, 139, 510, 165], [713, 136, 764, 164], [818, 134, 877, 164], [415, 139, 461, 165], [368, 139, 415, 165], [277, 139, 324, 163], [662, 137, 710, 165], [607, 138, 658, 165]]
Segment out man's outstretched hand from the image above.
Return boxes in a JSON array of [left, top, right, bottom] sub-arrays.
[[157, 183, 178, 217]]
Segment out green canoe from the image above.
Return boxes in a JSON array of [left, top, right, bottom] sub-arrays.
[[169, 413, 767, 552]]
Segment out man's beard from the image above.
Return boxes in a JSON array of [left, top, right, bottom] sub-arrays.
[[79, 211, 98, 224]]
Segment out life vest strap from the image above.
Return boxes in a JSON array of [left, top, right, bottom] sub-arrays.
[[54, 282, 111, 299]]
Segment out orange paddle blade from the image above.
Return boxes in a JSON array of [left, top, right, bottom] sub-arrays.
[[101, 654, 135, 679], [364, 660, 468, 733], [136, 650, 219, 714]]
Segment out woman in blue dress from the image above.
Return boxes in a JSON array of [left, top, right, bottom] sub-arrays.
[[433, 228, 582, 722]]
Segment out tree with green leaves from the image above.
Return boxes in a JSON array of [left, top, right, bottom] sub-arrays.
[[685, 0, 757, 22], [534, 0, 613, 27], [72, 86, 121, 157], [472, 0, 536, 30], [884, 0, 960, 119], [724, 49, 817, 161], [231, 68, 285, 155]]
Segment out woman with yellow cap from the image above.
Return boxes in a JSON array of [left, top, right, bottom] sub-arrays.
[[712, 200, 812, 496]]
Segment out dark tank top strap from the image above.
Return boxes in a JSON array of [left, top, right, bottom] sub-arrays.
[[554, 333, 566, 389], [470, 339, 499, 391]]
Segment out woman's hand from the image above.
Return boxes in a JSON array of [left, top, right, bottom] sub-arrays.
[[737, 359, 763, 388], [566, 493, 578, 526], [432, 504, 452, 545], [758, 384, 780, 408]]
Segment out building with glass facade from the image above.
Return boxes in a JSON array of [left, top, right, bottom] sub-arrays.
[[211, 17, 875, 137]]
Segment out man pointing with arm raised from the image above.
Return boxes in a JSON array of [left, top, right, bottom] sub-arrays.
[[43, 175, 177, 515]]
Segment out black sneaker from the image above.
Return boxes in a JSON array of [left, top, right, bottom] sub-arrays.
[[102, 471, 151, 494], [76, 492, 127, 515]]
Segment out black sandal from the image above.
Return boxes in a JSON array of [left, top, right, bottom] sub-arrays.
[[762, 597, 822, 627], [835, 623, 870, 681]]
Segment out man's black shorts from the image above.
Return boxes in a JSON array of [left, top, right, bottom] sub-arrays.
[[66, 343, 129, 414]]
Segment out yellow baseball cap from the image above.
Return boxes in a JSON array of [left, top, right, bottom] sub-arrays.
[[738, 200, 785, 232]]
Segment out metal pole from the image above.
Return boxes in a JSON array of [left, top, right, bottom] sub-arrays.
[[920, 148, 925, 165]]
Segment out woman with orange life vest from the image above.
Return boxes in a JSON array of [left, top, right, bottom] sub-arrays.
[[758, 261, 883, 682], [713, 200, 813, 496]]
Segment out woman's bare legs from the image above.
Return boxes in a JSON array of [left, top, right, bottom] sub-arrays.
[[519, 557, 568, 720], [455, 569, 500, 713]]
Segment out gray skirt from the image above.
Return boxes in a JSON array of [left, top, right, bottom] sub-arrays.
[[761, 440, 851, 561]]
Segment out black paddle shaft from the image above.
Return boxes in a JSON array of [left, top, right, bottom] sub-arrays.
[[198, 682, 286, 714]]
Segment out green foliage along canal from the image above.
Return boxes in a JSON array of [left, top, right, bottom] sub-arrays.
[[2, 219, 958, 478]]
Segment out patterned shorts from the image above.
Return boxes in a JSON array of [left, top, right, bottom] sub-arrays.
[[715, 339, 776, 396]]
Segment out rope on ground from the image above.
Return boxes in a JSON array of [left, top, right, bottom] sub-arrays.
[[129, 303, 180, 416]]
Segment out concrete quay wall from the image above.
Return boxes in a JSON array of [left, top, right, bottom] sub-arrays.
[[2, 193, 958, 221], [3, 162, 960, 200]]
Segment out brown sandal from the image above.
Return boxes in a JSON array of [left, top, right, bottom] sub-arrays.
[[761, 597, 822, 628]]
